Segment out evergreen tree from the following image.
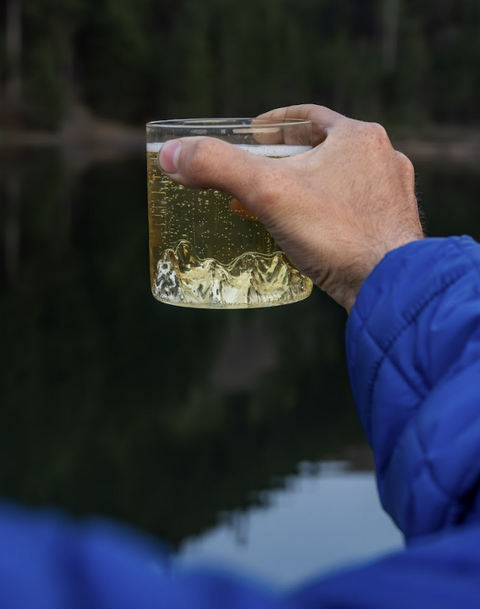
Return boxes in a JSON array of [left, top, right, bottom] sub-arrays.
[[1, 0, 480, 128]]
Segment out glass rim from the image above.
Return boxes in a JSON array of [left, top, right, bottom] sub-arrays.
[[146, 117, 311, 129]]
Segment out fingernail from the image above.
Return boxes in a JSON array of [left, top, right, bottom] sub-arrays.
[[158, 140, 182, 174]]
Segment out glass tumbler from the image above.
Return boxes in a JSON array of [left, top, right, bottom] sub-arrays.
[[146, 118, 313, 309]]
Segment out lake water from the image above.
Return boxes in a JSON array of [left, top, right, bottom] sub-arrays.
[[0, 144, 479, 588]]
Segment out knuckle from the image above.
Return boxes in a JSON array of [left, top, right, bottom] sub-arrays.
[[304, 103, 323, 114], [184, 137, 218, 182], [395, 151, 415, 180], [367, 121, 390, 143], [353, 121, 390, 146]]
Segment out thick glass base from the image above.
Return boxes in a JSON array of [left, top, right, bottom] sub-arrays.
[[151, 241, 313, 309]]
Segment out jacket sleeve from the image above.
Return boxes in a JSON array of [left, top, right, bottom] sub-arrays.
[[2, 500, 480, 609], [0, 502, 293, 609], [346, 236, 480, 541]]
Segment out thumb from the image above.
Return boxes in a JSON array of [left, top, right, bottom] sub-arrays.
[[157, 136, 277, 213]]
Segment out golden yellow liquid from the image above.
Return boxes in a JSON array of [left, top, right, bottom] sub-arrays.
[[147, 144, 313, 309]]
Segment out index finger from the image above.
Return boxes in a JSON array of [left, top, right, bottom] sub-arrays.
[[256, 104, 345, 146], [250, 116, 313, 147]]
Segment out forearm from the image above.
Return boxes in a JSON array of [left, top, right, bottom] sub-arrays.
[[346, 236, 480, 540]]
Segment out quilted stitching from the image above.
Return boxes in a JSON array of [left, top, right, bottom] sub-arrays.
[[348, 236, 480, 540], [363, 270, 467, 437]]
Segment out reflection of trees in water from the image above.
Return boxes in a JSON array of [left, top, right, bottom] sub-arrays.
[[4, 164, 21, 281], [0, 152, 479, 547]]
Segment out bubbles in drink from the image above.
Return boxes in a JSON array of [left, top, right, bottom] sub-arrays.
[[146, 145, 313, 309]]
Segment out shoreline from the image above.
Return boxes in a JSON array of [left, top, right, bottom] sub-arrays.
[[0, 127, 146, 151], [393, 135, 480, 166], [2, 124, 480, 166]]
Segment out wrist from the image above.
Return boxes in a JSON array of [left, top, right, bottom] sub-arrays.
[[321, 234, 425, 313]]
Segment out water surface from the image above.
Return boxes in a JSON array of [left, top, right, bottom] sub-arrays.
[[0, 146, 478, 585]]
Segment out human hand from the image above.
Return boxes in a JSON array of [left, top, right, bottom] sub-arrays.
[[158, 104, 424, 312]]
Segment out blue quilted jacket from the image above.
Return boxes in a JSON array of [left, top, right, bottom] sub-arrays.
[[1, 236, 480, 608]]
